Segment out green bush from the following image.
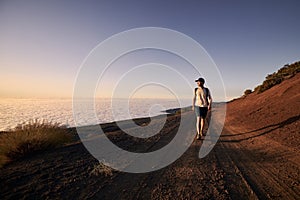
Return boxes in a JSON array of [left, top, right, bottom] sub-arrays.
[[0, 119, 72, 167], [244, 89, 252, 95], [254, 61, 300, 93]]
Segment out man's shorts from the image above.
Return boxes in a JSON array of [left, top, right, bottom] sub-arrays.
[[194, 106, 208, 118]]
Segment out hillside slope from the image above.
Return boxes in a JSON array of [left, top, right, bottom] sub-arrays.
[[226, 73, 300, 148]]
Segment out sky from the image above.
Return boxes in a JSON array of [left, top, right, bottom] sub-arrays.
[[1, 0, 300, 101]]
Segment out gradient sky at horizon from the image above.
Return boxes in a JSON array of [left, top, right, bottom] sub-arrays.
[[1, 0, 300, 101]]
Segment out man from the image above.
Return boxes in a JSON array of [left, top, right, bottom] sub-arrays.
[[192, 78, 212, 140]]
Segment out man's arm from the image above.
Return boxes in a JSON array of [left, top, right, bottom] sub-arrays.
[[192, 90, 196, 111], [208, 91, 212, 110]]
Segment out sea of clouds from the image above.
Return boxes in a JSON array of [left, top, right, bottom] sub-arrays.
[[0, 98, 191, 131]]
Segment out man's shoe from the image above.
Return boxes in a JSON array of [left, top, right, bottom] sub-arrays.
[[196, 133, 202, 140]]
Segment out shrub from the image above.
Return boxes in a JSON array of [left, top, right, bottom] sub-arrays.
[[0, 119, 72, 167], [175, 109, 181, 115], [244, 89, 252, 95], [90, 162, 114, 177], [254, 61, 300, 94]]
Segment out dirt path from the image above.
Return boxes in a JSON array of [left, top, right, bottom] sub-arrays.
[[218, 122, 300, 199], [0, 108, 299, 199]]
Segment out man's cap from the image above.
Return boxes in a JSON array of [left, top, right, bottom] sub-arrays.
[[195, 78, 205, 83]]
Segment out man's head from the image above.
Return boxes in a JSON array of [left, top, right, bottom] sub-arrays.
[[195, 77, 205, 87]]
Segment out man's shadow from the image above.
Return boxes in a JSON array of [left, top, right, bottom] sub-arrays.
[[220, 115, 300, 143]]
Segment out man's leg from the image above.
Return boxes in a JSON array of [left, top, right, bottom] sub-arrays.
[[199, 107, 208, 136], [200, 117, 205, 136], [196, 116, 200, 136]]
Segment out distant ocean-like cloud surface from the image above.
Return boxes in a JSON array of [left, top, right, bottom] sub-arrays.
[[0, 98, 191, 131]]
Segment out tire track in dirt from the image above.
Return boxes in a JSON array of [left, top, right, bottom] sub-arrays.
[[214, 142, 259, 199], [220, 124, 300, 199]]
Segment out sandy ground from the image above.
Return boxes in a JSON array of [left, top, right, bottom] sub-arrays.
[[0, 74, 299, 199]]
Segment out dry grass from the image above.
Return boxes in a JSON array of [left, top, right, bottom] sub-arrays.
[[0, 119, 72, 167], [90, 161, 115, 177]]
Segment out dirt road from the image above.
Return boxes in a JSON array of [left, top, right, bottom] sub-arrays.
[[0, 107, 299, 199]]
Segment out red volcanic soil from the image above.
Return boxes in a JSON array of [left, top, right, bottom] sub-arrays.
[[0, 74, 299, 199], [219, 72, 300, 199], [226, 73, 300, 148]]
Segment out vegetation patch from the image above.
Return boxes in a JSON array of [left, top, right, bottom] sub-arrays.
[[244, 89, 252, 96], [0, 119, 72, 167], [90, 161, 115, 177], [254, 61, 300, 93]]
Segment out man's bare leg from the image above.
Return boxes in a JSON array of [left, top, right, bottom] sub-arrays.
[[196, 116, 201, 139], [200, 117, 205, 136]]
